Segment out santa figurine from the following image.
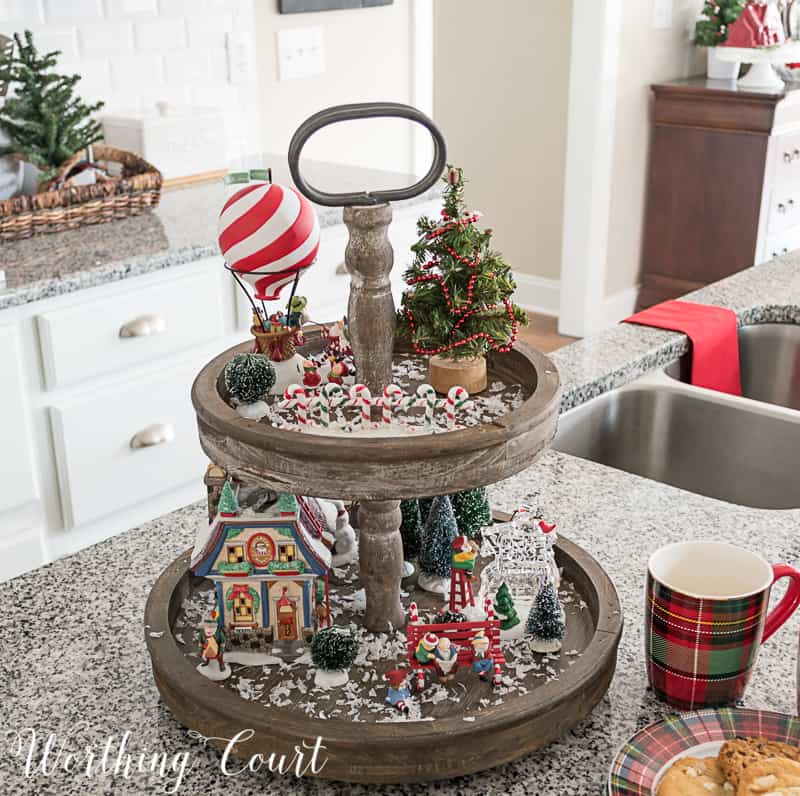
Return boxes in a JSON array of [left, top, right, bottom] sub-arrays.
[[327, 359, 349, 385], [384, 668, 411, 716], [470, 630, 494, 682], [415, 632, 438, 665], [433, 636, 459, 683], [302, 359, 322, 389], [451, 535, 477, 578]]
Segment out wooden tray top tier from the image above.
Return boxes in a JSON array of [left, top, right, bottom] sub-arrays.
[[145, 535, 622, 784], [191, 340, 561, 501]]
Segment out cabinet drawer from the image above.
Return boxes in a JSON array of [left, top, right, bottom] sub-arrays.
[[772, 131, 800, 189], [767, 187, 800, 236], [50, 362, 207, 527], [763, 223, 800, 262], [0, 325, 38, 516], [38, 268, 224, 389]]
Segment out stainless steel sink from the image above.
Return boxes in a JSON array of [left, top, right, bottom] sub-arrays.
[[665, 323, 800, 410], [553, 386, 800, 509]]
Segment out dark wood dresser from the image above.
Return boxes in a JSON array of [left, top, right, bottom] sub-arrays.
[[639, 77, 800, 309]]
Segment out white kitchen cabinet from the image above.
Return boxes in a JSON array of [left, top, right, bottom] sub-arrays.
[[37, 269, 225, 389], [0, 325, 39, 516]]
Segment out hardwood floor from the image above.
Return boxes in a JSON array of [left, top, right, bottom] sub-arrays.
[[518, 313, 577, 353]]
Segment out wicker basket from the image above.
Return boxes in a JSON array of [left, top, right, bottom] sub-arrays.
[[0, 145, 162, 242]]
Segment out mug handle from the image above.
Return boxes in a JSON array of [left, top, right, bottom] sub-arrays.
[[762, 564, 800, 643]]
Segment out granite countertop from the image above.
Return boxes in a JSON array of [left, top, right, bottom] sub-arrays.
[[0, 154, 439, 311], [2, 255, 799, 794]]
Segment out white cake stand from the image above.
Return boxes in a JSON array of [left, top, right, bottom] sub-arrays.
[[715, 42, 800, 90]]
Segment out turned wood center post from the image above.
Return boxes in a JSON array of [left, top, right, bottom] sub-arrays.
[[343, 203, 405, 632]]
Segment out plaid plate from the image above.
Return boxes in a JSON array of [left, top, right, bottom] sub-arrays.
[[608, 708, 800, 795]]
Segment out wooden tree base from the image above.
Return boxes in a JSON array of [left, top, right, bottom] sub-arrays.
[[428, 354, 488, 395], [144, 536, 622, 784]]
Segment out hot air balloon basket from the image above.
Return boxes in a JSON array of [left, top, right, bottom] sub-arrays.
[[0, 145, 162, 242], [251, 324, 296, 362]]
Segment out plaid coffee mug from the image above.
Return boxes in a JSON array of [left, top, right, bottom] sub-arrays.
[[645, 541, 800, 709]]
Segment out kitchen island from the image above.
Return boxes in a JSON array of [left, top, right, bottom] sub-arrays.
[[2, 256, 799, 794]]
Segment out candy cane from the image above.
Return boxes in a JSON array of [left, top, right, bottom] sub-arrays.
[[415, 384, 437, 426], [444, 385, 469, 428], [409, 602, 420, 624], [311, 394, 329, 427], [349, 384, 371, 426], [484, 597, 495, 622], [286, 384, 308, 428], [381, 383, 403, 426]]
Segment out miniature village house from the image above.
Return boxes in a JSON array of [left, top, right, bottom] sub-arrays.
[[190, 487, 332, 642]]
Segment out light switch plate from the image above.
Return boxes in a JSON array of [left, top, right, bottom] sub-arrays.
[[227, 31, 255, 85], [276, 26, 325, 81], [652, 0, 673, 29]]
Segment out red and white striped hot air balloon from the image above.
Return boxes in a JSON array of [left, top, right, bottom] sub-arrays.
[[217, 181, 320, 301]]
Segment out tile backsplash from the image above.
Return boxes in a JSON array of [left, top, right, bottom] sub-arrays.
[[0, 0, 260, 171]]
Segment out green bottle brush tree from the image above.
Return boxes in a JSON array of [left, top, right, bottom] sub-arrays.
[[0, 30, 104, 183]]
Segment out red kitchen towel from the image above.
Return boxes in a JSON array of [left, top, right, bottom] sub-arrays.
[[624, 300, 742, 395]]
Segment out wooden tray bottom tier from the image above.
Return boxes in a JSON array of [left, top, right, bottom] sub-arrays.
[[145, 536, 622, 784]]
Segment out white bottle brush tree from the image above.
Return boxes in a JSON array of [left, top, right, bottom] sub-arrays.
[[0, 30, 104, 184]]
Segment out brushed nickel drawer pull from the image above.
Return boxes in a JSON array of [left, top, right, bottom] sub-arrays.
[[779, 203, 787, 213], [130, 423, 174, 449], [785, 151, 793, 163], [119, 313, 166, 339]]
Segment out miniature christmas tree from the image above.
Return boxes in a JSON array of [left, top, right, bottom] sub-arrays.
[[311, 626, 359, 671], [526, 577, 565, 653], [396, 165, 527, 360], [217, 481, 239, 516], [399, 499, 423, 560], [0, 31, 104, 181], [494, 582, 520, 631], [451, 487, 492, 539], [418, 496, 458, 579], [278, 493, 298, 514], [694, 0, 746, 46], [436, 609, 467, 624], [224, 352, 276, 404]]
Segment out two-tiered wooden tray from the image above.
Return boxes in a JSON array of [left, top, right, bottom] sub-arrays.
[[144, 103, 623, 784]]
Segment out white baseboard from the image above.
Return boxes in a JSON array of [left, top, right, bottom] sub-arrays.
[[513, 273, 561, 317]]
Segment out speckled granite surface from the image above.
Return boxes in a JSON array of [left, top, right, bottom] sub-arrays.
[[1, 255, 799, 794], [0, 154, 439, 311]]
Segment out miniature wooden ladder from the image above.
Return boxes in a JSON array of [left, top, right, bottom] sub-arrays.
[[449, 568, 475, 612]]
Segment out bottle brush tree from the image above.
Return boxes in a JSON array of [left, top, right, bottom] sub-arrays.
[[396, 165, 527, 361], [311, 626, 359, 671], [0, 30, 104, 181], [224, 352, 276, 404], [399, 499, 423, 561], [694, 0, 746, 46], [494, 582, 520, 631], [217, 481, 239, 516], [451, 487, 492, 539], [418, 495, 458, 579], [526, 577, 565, 652]]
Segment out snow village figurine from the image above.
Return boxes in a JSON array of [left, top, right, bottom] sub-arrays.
[[196, 611, 231, 681], [384, 668, 411, 716], [451, 487, 492, 540], [190, 485, 333, 646], [526, 575, 566, 653], [310, 625, 359, 689], [494, 582, 520, 632], [417, 495, 458, 595], [415, 632, 438, 665], [449, 534, 477, 612], [470, 629, 494, 683], [433, 636, 459, 683], [302, 359, 322, 389]]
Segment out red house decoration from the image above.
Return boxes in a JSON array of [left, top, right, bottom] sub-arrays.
[[722, 1, 785, 48]]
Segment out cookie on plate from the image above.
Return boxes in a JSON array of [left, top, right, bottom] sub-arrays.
[[719, 739, 800, 787], [735, 756, 800, 794], [657, 756, 732, 796]]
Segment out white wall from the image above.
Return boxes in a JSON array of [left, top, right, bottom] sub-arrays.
[[0, 0, 261, 188], [252, 0, 417, 175]]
